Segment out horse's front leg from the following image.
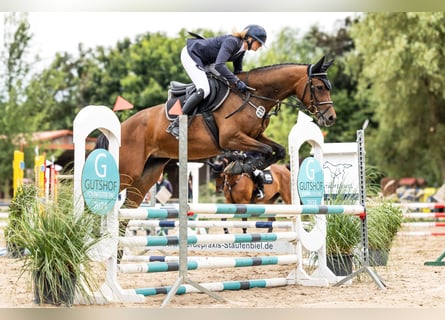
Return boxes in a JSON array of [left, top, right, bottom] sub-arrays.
[[220, 133, 284, 174], [240, 137, 286, 172], [255, 134, 286, 169]]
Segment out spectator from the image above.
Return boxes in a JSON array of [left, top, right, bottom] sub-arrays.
[[155, 172, 173, 204]]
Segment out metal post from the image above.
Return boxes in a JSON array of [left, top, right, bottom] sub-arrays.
[[160, 115, 226, 307], [334, 120, 386, 289]]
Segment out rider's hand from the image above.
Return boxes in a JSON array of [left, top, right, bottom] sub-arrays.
[[236, 80, 247, 93]]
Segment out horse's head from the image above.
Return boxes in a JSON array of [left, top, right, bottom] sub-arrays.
[[300, 56, 336, 127]]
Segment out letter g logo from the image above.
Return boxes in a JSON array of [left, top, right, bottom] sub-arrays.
[[95, 153, 107, 178], [305, 158, 315, 180]]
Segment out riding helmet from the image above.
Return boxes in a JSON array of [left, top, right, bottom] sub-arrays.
[[244, 24, 267, 47]]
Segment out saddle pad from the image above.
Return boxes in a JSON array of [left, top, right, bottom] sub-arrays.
[[164, 77, 230, 121], [263, 170, 273, 184]]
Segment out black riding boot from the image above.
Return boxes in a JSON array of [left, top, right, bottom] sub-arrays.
[[166, 88, 204, 139], [255, 170, 265, 199]]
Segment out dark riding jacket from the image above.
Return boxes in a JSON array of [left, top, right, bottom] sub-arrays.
[[186, 35, 245, 84]]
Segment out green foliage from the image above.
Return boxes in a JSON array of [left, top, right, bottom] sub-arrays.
[[367, 202, 403, 251], [365, 165, 385, 197], [347, 12, 445, 184], [7, 183, 104, 306], [326, 214, 361, 255], [5, 183, 39, 257], [0, 13, 37, 197], [325, 187, 361, 256]]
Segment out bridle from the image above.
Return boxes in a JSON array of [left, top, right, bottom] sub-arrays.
[[210, 157, 251, 201], [224, 173, 251, 203], [299, 64, 334, 120], [229, 63, 334, 122]]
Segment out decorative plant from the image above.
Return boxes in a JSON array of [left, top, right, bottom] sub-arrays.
[[324, 181, 361, 275], [5, 185, 39, 258], [326, 214, 361, 255], [7, 183, 104, 306], [366, 201, 403, 265]]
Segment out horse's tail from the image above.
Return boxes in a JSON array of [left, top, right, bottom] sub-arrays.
[[95, 133, 109, 150]]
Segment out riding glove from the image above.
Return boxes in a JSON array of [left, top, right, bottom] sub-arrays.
[[236, 80, 248, 93]]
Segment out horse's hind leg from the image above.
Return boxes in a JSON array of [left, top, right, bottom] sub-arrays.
[[124, 158, 171, 208], [223, 218, 229, 234], [223, 218, 247, 234]]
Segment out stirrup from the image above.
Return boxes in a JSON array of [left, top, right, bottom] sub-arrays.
[[166, 119, 179, 139], [256, 190, 264, 199]]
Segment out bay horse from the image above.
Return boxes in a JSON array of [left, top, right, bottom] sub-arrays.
[[100, 56, 335, 208], [209, 155, 291, 233]]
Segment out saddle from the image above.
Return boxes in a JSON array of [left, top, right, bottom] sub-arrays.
[[164, 75, 230, 121], [263, 170, 273, 184]]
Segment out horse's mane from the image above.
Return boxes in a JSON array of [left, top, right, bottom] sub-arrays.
[[245, 62, 308, 74]]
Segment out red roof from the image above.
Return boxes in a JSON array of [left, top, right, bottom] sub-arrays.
[[33, 130, 96, 150], [33, 129, 73, 141]]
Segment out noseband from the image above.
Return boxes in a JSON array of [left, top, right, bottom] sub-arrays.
[[300, 64, 333, 120]]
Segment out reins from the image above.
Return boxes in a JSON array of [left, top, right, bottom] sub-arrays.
[[224, 91, 253, 119], [225, 63, 333, 121]]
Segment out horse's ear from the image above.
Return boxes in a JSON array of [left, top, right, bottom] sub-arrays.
[[312, 56, 326, 73], [322, 59, 335, 72]]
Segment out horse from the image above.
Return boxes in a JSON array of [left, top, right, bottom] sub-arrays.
[[97, 56, 335, 208], [208, 153, 292, 233]]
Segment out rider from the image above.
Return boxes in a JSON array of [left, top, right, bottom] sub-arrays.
[[166, 24, 267, 138], [252, 168, 266, 200], [243, 151, 266, 199]]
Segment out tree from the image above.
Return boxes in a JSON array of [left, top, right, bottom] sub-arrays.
[[0, 13, 36, 198], [66, 30, 188, 123], [304, 16, 368, 142], [347, 12, 445, 184]]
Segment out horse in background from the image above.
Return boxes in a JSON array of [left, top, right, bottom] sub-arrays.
[[209, 153, 291, 233]]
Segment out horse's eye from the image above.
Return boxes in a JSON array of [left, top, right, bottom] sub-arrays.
[[316, 85, 324, 91]]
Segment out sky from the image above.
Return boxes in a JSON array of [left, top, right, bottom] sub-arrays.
[[1, 12, 356, 69]]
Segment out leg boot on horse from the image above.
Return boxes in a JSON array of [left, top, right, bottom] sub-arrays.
[[166, 88, 205, 138], [224, 152, 266, 175]]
